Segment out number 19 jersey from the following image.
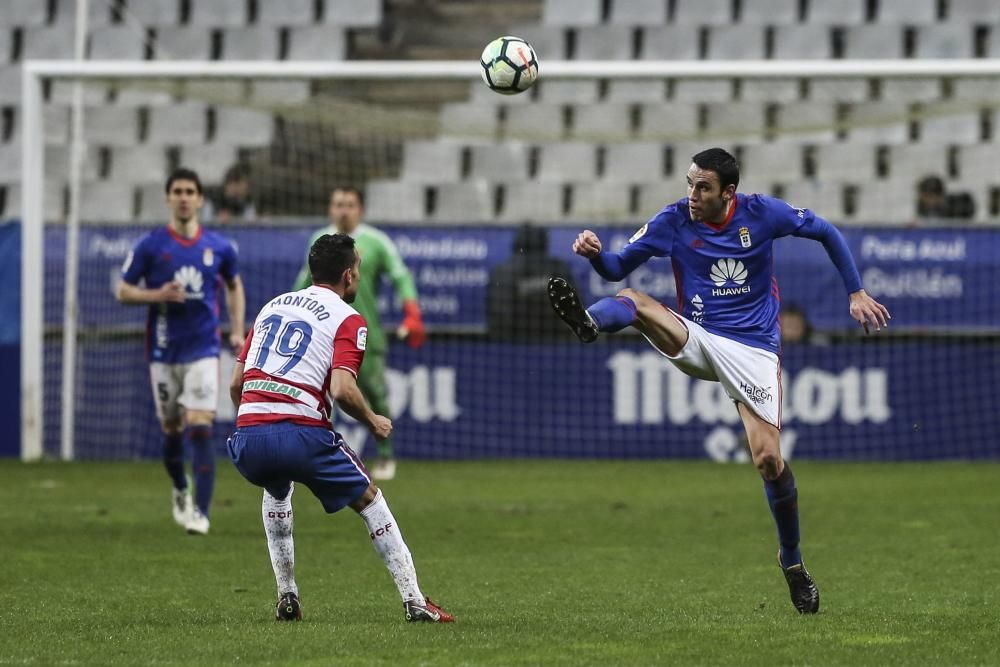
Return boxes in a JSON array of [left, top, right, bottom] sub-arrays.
[[236, 286, 368, 428]]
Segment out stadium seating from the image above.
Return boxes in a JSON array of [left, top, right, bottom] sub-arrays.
[[0, 0, 997, 227]]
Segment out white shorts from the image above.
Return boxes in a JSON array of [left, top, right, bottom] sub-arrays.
[[149, 357, 220, 423], [650, 315, 782, 428]]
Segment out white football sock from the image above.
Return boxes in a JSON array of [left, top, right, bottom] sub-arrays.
[[262, 485, 297, 596], [359, 489, 424, 602]]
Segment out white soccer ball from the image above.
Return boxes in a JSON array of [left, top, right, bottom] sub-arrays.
[[480, 36, 539, 95]]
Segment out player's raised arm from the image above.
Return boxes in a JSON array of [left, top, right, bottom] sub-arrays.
[[788, 207, 891, 334], [576, 210, 674, 282]]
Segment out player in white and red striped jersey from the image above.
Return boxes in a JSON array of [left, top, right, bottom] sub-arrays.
[[227, 233, 453, 624]]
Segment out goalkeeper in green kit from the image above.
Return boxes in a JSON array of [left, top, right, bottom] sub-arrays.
[[293, 186, 425, 480]]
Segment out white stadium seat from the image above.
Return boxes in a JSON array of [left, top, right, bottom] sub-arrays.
[[190, 0, 248, 27], [543, 0, 602, 26], [147, 103, 208, 145], [812, 144, 877, 182], [126, 0, 182, 26], [738, 0, 799, 24], [609, 0, 668, 26], [885, 145, 949, 181], [568, 181, 631, 222], [805, 0, 864, 24], [637, 103, 700, 141], [673, 0, 731, 24], [497, 182, 565, 223], [706, 26, 766, 60], [915, 25, 974, 59], [154, 27, 212, 61], [536, 79, 600, 105], [365, 181, 427, 223], [843, 25, 905, 59], [504, 104, 565, 142], [640, 26, 701, 60], [258, 0, 316, 26], [772, 25, 833, 60], [570, 104, 635, 142], [212, 108, 273, 146], [79, 182, 136, 223], [844, 102, 911, 145], [222, 27, 281, 60], [603, 143, 667, 182], [179, 144, 239, 184], [537, 143, 598, 182], [880, 78, 943, 103], [84, 107, 140, 146], [739, 144, 805, 183], [89, 26, 146, 60], [574, 26, 635, 60], [400, 141, 464, 184], [606, 79, 667, 103], [287, 26, 347, 61], [108, 147, 169, 184], [876, 0, 938, 24], [432, 182, 493, 222], [439, 103, 499, 141], [917, 104, 982, 145], [324, 0, 383, 27], [469, 143, 531, 181], [779, 180, 845, 220]]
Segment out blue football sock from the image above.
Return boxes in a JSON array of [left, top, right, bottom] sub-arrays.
[[163, 432, 187, 491], [587, 296, 637, 332], [188, 425, 215, 516], [764, 463, 801, 568]]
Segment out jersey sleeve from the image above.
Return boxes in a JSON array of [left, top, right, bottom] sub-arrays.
[[332, 314, 367, 377], [380, 233, 419, 302], [236, 325, 254, 363], [756, 194, 813, 238], [591, 205, 678, 281], [120, 236, 153, 285], [219, 239, 239, 282]]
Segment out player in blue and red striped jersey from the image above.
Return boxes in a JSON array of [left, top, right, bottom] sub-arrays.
[[227, 233, 453, 623], [116, 168, 246, 536], [549, 147, 890, 614]]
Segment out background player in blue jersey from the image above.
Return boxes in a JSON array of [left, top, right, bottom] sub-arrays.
[[549, 148, 890, 614], [116, 168, 246, 536]]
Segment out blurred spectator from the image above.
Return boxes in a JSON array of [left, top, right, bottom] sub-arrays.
[[203, 164, 257, 223], [487, 223, 578, 341], [914, 176, 974, 226], [780, 303, 829, 345]]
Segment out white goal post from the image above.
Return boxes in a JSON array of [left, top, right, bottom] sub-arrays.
[[20, 57, 1000, 461]]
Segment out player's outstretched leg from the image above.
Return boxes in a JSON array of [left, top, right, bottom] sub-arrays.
[[547, 277, 599, 342], [356, 487, 454, 623], [263, 485, 300, 620]]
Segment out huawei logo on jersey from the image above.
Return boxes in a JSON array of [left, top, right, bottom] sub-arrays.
[[710, 258, 751, 297], [173, 265, 204, 299]]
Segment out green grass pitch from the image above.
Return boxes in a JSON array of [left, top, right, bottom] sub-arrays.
[[2, 460, 998, 666]]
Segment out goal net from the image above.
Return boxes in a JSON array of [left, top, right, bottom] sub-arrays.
[[21, 60, 1000, 462]]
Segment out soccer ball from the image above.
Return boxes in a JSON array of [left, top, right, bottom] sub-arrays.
[[480, 36, 539, 95]]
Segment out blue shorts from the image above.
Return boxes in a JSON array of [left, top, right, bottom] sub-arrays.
[[228, 423, 371, 513]]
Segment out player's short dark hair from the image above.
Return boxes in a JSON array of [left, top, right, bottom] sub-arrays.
[[309, 233, 357, 285], [332, 185, 364, 207], [691, 148, 740, 191], [165, 168, 203, 195]]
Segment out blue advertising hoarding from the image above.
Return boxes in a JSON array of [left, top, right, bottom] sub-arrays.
[[45, 224, 1000, 333], [27, 223, 1000, 460]]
